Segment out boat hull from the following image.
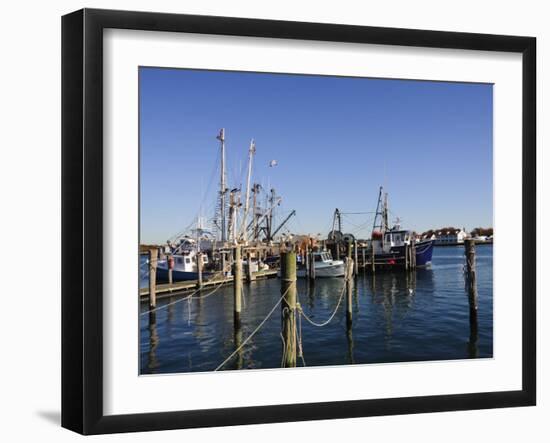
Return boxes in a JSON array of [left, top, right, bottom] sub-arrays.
[[156, 265, 214, 283], [296, 262, 345, 278], [374, 240, 434, 268]]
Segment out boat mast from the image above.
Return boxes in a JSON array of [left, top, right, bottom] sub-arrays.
[[239, 139, 256, 242], [216, 128, 227, 243], [383, 191, 389, 231], [331, 208, 342, 237], [372, 186, 386, 234], [252, 183, 260, 241], [267, 188, 276, 241]]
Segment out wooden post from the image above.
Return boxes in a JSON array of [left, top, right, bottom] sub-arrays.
[[148, 248, 158, 309], [281, 251, 297, 368], [404, 243, 409, 270], [167, 254, 173, 285], [362, 246, 366, 271], [246, 250, 254, 282], [371, 242, 376, 273], [347, 241, 352, 269], [354, 240, 359, 276], [464, 239, 478, 356], [411, 239, 416, 269], [305, 244, 310, 280], [309, 250, 316, 281], [464, 239, 478, 307], [233, 246, 242, 326], [345, 258, 353, 327], [221, 251, 226, 277], [197, 252, 203, 289]]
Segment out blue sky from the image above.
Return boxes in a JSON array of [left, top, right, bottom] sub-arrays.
[[140, 67, 493, 244]]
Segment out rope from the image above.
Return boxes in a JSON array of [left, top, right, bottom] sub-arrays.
[[297, 306, 306, 367], [297, 279, 347, 327], [214, 281, 295, 371], [280, 332, 287, 367], [140, 271, 225, 316]]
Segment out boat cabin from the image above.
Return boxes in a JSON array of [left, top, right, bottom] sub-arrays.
[[172, 251, 208, 272], [371, 229, 414, 254], [313, 251, 335, 263], [384, 230, 413, 247]]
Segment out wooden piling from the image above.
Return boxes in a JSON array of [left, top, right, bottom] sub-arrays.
[[246, 251, 255, 282], [309, 250, 316, 281], [148, 248, 158, 309], [197, 252, 203, 289], [168, 255, 173, 285], [346, 242, 353, 326], [464, 239, 478, 306], [371, 242, 376, 273], [305, 245, 310, 280], [404, 243, 409, 271], [281, 251, 297, 368], [464, 239, 478, 355], [465, 239, 476, 278], [354, 240, 359, 276], [233, 246, 242, 326], [345, 258, 353, 326], [362, 247, 366, 270]]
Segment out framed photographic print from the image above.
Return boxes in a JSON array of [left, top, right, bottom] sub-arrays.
[[61, 8, 536, 435]]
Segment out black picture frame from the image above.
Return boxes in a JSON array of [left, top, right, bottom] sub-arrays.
[[62, 8, 536, 435]]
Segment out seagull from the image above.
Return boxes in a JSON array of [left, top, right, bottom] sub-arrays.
[[269, 160, 278, 167]]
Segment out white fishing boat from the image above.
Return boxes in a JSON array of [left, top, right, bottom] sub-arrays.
[[297, 251, 345, 278]]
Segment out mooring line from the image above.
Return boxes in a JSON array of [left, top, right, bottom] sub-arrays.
[[297, 279, 347, 328], [140, 271, 225, 317], [214, 282, 295, 371]]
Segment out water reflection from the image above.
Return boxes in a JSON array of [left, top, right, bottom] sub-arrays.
[[139, 246, 492, 374], [147, 312, 159, 372]]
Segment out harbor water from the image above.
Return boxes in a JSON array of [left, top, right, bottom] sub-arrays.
[[140, 245, 493, 374]]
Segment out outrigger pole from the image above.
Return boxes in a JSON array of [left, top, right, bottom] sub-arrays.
[[217, 128, 227, 243], [239, 139, 256, 242], [372, 186, 389, 247]]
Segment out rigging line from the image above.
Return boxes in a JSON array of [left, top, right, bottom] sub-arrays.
[[297, 280, 347, 328], [340, 211, 377, 215], [214, 281, 296, 371]]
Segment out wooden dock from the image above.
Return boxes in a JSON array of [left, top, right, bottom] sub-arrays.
[[139, 269, 278, 302]]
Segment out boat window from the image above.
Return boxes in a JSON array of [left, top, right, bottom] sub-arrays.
[[176, 257, 183, 264], [322, 253, 329, 261], [185, 258, 191, 264], [314, 254, 323, 262]]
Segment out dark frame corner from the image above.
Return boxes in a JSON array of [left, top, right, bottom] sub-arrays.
[[62, 8, 536, 435]]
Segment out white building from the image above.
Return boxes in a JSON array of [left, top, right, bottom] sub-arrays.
[[434, 228, 468, 245]]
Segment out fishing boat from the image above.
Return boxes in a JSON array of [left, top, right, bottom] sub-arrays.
[[369, 187, 434, 268], [156, 248, 214, 282], [297, 251, 345, 278], [371, 227, 434, 268]]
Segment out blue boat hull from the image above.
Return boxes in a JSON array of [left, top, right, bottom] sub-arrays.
[[374, 240, 434, 268]]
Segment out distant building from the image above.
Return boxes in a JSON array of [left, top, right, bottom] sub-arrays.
[[434, 228, 468, 245]]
